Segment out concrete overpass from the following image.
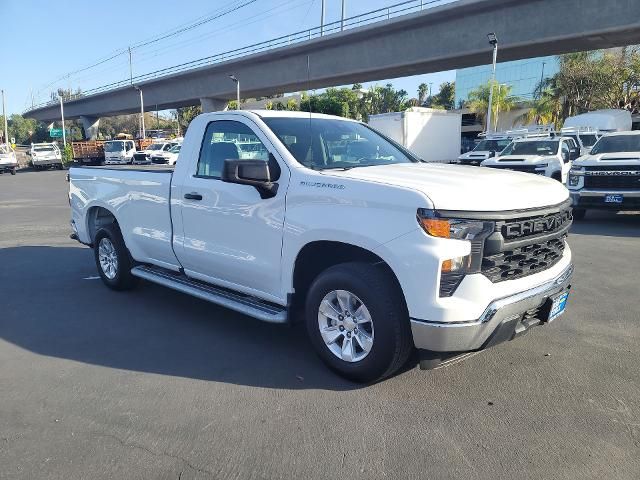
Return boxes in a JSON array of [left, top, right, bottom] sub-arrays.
[[25, 0, 640, 138]]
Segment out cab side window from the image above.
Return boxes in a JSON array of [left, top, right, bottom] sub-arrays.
[[196, 120, 270, 178], [561, 141, 571, 162]]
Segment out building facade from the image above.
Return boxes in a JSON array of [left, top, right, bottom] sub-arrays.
[[455, 56, 559, 108]]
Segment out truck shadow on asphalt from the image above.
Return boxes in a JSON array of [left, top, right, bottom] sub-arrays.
[[570, 211, 640, 238], [0, 246, 390, 391]]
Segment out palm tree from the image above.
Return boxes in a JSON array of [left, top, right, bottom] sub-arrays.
[[467, 81, 516, 131], [418, 83, 429, 105]]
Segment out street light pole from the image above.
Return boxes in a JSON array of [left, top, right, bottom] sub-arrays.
[[57, 89, 67, 147], [134, 86, 145, 139], [486, 32, 498, 133], [128, 47, 133, 85], [321, 0, 325, 36], [1, 89, 8, 146], [341, 0, 346, 31], [229, 75, 240, 110]]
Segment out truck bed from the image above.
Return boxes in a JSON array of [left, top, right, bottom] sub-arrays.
[[69, 165, 179, 270]]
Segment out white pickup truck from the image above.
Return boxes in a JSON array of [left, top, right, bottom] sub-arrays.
[[69, 110, 574, 382], [568, 131, 640, 218]]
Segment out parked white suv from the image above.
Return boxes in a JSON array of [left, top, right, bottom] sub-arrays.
[[568, 131, 640, 219], [68, 110, 574, 382], [133, 141, 176, 165], [482, 136, 580, 182]]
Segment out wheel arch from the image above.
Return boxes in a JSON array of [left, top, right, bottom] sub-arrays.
[[291, 240, 408, 317], [86, 205, 119, 243]]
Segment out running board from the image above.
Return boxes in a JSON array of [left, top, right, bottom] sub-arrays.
[[131, 265, 288, 324]]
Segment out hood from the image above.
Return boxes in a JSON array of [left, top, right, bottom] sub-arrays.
[[327, 163, 568, 211], [574, 151, 640, 167], [485, 154, 551, 165], [459, 150, 492, 160]]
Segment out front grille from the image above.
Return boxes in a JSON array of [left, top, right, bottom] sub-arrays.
[[583, 166, 640, 189], [481, 236, 566, 282], [478, 203, 572, 283], [151, 156, 168, 164], [486, 165, 538, 174], [133, 153, 148, 162]]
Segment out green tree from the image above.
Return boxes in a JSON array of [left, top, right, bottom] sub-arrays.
[[467, 81, 516, 130], [429, 81, 456, 110], [176, 105, 202, 132], [417, 83, 429, 105]]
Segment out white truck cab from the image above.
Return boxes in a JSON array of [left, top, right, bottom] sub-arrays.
[[560, 127, 600, 156], [0, 143, 18, 175], [568, 131, 640, 219], [482, 133, 580, 183], [29, 142, 63, 170], [104, 140, 136, 165], [457, 134, 513, 166]]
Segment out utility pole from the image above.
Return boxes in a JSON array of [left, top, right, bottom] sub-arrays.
[[128, 47, 133, 85], [57, 89, 67, 147], [134, 86, 145, 139], [320, 0, 325, 36], [229, 75, 240, 110], [539, 61, 546, 89], [156, 104, 159, 131], [486, 32, 498, 133], [1, 89, 8, 146], [341, 0, 346, 31]]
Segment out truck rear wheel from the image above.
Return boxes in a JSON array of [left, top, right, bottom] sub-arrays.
[[93, 223, 136, 291], [305, 262, 413, 383], [10, 167, 16, 175]]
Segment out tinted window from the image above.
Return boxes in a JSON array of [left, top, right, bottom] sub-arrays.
[[197, 120, 269, 177], [590, 135, 640, 154], [579, 134, 598, 147], [502, 141, 559, 156], [263, 117, 417, 170], [475, 139, 511, 152]]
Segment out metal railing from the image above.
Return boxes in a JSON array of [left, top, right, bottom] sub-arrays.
[[28, 0, 453, 112]]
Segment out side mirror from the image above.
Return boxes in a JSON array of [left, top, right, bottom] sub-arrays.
[[222, 158, 278, 199], [570, 148, 580, 160]]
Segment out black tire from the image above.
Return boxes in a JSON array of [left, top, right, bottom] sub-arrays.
[[552, 172, 562, 182], [93, 223, 136, 291], [57, 163, 64, 170], [305, 262, 413, 383], [572, 208, 586, 220], [10, 167, 16, 175]]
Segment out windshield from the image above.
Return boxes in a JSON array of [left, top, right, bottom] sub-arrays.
[[147, 144, 164, 151], [168, 145, 181, 153], [590, 135, 640, 154], [579, 134, 599, 147], [104, 141, 125, 152], [502, 140, 559, 156], [263, 117, 418, 170], [0, 145, 12, 154], [33, 145, 57, 152], [474, 139, 511, 152]]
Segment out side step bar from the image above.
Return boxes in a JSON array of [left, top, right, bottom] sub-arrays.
[[131, 265, 288, 324]]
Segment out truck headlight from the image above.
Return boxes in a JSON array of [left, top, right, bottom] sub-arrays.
[[417, 210, 494, 297], [568, 168, 583, 187], [417, 210, 487, 241]]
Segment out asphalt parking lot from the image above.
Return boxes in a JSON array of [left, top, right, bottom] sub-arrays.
[[1, 169, 639, 480]]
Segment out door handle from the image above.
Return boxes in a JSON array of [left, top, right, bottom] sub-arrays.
[[184, 192, 203, 201]]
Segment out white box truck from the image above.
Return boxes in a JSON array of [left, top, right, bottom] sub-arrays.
[[368, 108, 462, 163]]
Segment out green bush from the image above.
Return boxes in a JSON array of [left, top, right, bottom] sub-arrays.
[[62, 144, 73, 166]]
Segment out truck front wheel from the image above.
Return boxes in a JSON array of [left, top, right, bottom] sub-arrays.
[[93, 223, 136, 291], [305, 262, 413, 383]]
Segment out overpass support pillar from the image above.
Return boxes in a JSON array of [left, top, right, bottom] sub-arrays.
[[200, 98, 228, 113], [80, 116, 100, 140]]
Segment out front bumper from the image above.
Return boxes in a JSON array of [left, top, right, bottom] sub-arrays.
[[0, 163, 17, 171], [410, 263, 573, 353], [570, 189, 640, 210]]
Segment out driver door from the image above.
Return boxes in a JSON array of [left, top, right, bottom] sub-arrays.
[[175, 117, 290, 303]]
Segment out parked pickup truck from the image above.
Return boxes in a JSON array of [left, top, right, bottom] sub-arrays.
[[69, 110, 575, 382], [568, 131, 640, 219]]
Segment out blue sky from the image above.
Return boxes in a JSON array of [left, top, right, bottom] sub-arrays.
[[2, 0, 456, 115]]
